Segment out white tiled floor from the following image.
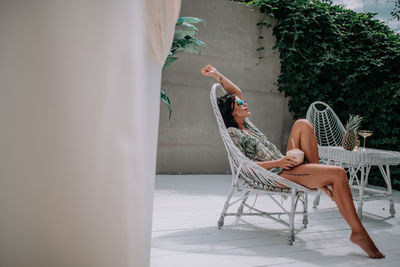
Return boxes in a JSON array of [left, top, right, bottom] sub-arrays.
[[151, 175, 400, 267]]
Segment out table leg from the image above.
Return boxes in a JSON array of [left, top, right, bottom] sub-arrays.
[[364, 165, 371, 186], [349, 164, 362, 187], [378, 165, 395, 217], [353, 165, 366, 219], [348, 165, 355, 185]]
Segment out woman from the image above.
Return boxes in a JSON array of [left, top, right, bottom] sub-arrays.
[[201, 65, 384, 259]]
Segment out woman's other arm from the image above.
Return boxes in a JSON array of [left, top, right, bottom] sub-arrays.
[[200, 65, 244, 100]]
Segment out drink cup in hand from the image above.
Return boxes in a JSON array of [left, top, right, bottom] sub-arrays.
[[286, 149, 304, 164]]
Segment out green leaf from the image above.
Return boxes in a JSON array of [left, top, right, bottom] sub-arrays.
[[162, 56, 178, 71], [181, 22, 199, 31], [190, 39, 207, 47], [174, 28, 197, 39], [394, 88, 400, 98], [160, 90, 172, 120], [176, 17, 205, 25]]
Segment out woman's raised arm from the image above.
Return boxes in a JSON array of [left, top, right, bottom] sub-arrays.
[[200, 65, 244, 100]]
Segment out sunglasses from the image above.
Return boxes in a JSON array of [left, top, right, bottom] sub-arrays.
[[236, 99, 246, 106]]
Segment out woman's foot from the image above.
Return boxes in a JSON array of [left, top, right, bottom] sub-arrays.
[[350, 231, 385, 258]]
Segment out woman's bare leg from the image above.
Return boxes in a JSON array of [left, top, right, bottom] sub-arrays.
[[280, 164, 384, 258], [286, 119, 319, 164], [287, 119, 333, 198]]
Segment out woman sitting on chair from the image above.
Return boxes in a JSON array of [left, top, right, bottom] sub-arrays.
[[201, 64, 384, 259]]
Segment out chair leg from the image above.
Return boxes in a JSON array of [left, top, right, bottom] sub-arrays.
[[288, 190, 296, 246], [357, 201, 363, 220], [389, 197, 395, 217], [313, 190, 321, 208], [237, 191, 250, 216], [302, 193, 308, 228], [218, 186, 235, 229]]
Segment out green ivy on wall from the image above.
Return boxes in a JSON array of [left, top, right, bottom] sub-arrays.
[[237, 0, 400, 189]]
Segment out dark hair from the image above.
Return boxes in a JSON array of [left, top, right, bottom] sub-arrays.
[[217, 93, 238, 128]]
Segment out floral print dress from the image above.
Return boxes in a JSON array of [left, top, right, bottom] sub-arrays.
[[228, 118, 284, 174]]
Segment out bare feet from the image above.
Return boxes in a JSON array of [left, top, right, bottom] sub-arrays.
[[350, 231, 385, 258]]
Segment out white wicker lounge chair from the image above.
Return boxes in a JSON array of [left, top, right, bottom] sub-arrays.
[[211, 83, 315, 245]]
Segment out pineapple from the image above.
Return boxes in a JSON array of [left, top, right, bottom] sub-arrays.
[[342, 114, 363, 151]]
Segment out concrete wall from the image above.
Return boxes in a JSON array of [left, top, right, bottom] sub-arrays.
[[156, 0, 294, 174]]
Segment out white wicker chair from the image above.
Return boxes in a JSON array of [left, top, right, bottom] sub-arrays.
[[211, 83, 315, 245], [306, 101, 345, 147], [306, 101, 348, 207]]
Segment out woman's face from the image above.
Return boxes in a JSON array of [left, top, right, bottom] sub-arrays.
[[232, 96, 251, 122]]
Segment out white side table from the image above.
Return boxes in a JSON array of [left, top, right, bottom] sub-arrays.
[[316, 146, 400, 219]]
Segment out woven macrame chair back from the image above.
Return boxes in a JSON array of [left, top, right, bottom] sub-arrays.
[[210, 83, 312, 192], [306, 101, 345, 147]]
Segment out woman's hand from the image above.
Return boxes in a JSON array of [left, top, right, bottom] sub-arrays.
[[201, 65, 218, 77], [255, 156, 300, 170], [278, 156, 300, 170], [201, 64, 244, 99]]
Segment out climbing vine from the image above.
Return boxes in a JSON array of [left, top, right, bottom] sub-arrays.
[[237, 0, 400, 189], [256, 14, 271, 64]]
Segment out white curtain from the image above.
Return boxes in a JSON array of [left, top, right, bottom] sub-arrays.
[[0, 0, 180, 266], [146, 0, 182, 65]]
